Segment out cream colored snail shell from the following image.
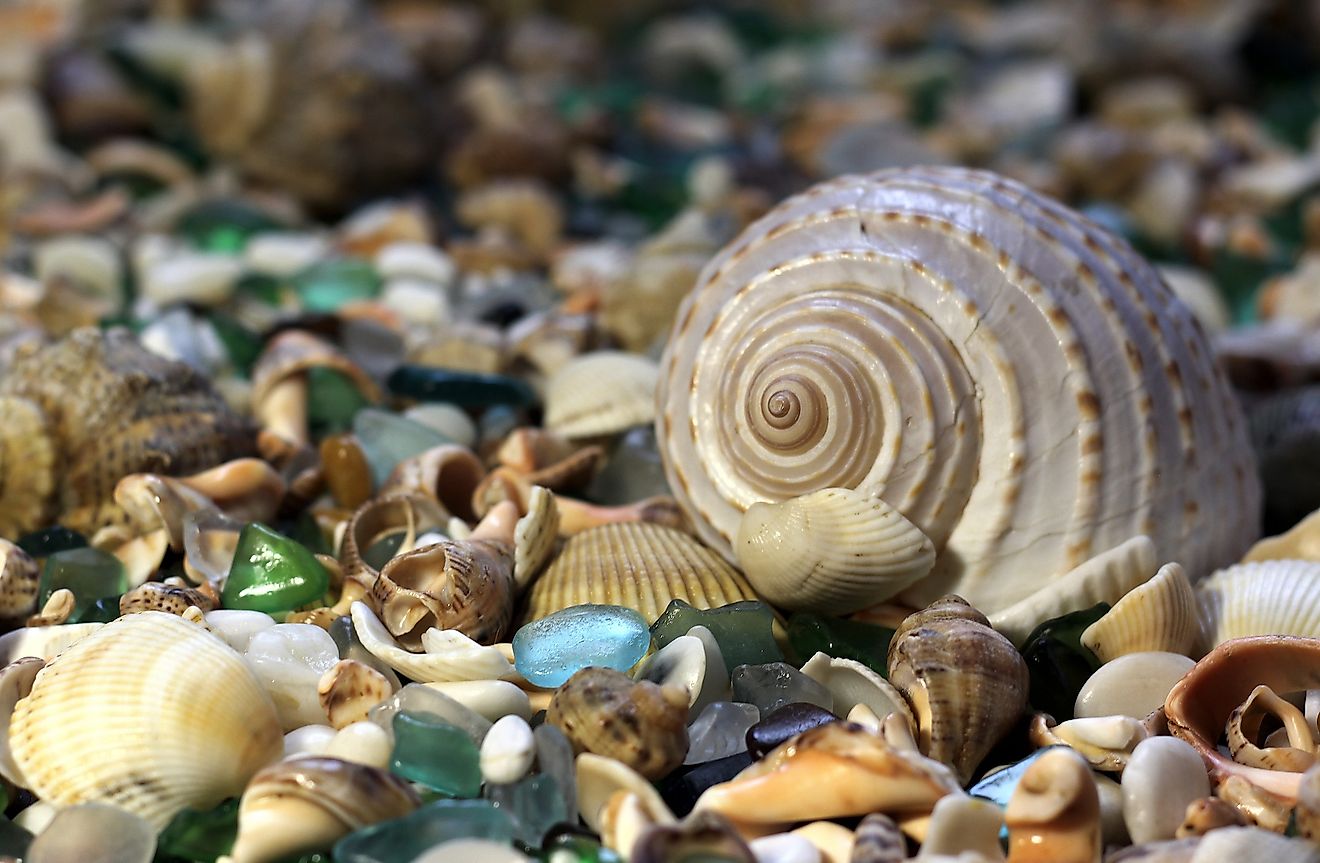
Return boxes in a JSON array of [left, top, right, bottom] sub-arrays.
[[657, 166, 1261, 614]]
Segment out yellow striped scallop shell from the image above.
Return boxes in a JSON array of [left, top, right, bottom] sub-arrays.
[[657, 166, 1260, 614], [520, 522, 758, 624], [8, 612, 283, 828], [1196, 559, 1320, 650], [1080, 561, 1199, 662]]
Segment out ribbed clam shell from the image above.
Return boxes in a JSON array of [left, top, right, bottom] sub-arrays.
[[1081, 562, 1198, 662], [545, 351, 659, 438], [1197, 560, 1320, 650], [521, 522, 758, 624], [8, 612, 283, 829], [736, 487, 935, 614], [657, 167, 1260, 614]]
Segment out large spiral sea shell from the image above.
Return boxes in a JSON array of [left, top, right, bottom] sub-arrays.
[[657, 167, 1260, 613]]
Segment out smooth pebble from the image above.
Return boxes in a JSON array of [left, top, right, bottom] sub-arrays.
[[1123, 736, 1211, 844], [481, 715, 536, 785], [749, 832, 822, 863], [325, 721, 393, 769], [1075, 651, 1195, 719], [409, 838, 530, 862]]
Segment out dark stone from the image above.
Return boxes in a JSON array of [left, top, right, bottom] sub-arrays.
[[656, 751, 754, 818], [745, 702, 838, 760]]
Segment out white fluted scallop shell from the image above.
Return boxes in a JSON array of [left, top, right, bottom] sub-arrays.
[[1196, 560, 1320, 650], [657, 166, 1260, 614], [545, 351, 660, 438], [8, 612, 283, 829], [1080, 561, 1198, 662], [736, 487, 935, 614]]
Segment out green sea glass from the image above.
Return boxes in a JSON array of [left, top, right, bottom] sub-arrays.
[[220, 524, 330, 614], [389, 711, 483, 797]]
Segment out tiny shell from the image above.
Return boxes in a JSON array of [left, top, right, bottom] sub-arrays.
[[800, 652, 914, 732], [1080, 562, 1198, 662], [514, 485, 559, 591], [9, 612, 283, 829], [380, 444, 485, 523], [1029, 714, 1150, 772], [521, 522, 758, 624], [350, 601, 514, 684], [921, 794, 1006, 861], [990, 536, 1157, 646], [576, 752, 676, 834], [634, 628, 729, 721], [545, 351, 660, 438], [0, 539, 40, 620], [317, 660, 394, 729], [693, 722, 960, 824], [888, 597, 1029, 785], [548, 666, 689, 780], [1196, 560, 1320, 649], [735, 488, 936, 615], [119, 581, 215, 617]]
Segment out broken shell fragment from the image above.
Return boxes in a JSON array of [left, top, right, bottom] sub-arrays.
[[800, 652, 914, 733], [317, 659, 394, 729], [1029, 714, 1151, 772], [1080, 562, 1198, 663], [1004, 747, 1101, 863], [349, 601, 514, 684], [693, 722, 960, 824], [576, 752, 676, 834], [736, 488, 936, 615], [1225, 685, 1317, 772], [119, 581, 215, 617]]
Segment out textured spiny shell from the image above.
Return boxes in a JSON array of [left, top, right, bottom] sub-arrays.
[[8, 612, 283, 829], [0, 328, 254, 539], [548, 666, 688, 780], [1196, 560, 1320, 650], [887, 596, 1029, 785], [372, 538, 514, 648], [520, 522, 757, 623], [656, 167, 1260, 614]]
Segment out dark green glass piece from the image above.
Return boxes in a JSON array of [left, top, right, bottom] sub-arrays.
[[651, 599, 783, 671], [386, 365, 537, 408], [306, 367, 373, 436], [39, 547, 129, 620], [541, 834, 625, 863], [221, 523, 330, 614], [786, 613, 894, 675], [156, 798, 238, 862], [16, 527, 87, 558], [72, 593, 123, 624], [177, 200, 282, 253], [1020, 603, 1109, 722]]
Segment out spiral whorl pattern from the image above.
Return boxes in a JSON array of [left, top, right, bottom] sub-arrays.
[[657, 167, 1261, 613]]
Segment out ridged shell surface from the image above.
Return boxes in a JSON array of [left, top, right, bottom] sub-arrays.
[[1080, 561, 1199, 662], [1196, 560, 1320, 650], [657, 167, 1260, 613], [521, 522, 757, 623], [9, 611, 283, 828], [545, 352, 660, 438]]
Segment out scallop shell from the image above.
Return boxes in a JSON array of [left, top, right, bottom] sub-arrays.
[[1243, 507, 1320, 563], [548, 666, 689, 780], [8, 612, 283, 828], [0, 328, 255, 538], [545, 351, 660, 438], [231, 756, 419, 863], [1080, 562, 1198, 662], [657, 167, 1260, 615], [520, 522, 758, 623], [887, 596, 1029, 785], [736, 487, 935, 614], [1196, 560, 1320, 650]]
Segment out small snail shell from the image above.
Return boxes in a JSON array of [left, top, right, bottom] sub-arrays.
[[657, 167, 1260, 613]]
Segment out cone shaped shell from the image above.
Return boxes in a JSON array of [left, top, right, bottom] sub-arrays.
[[9, 612, 283, 829], [736, 488, 935, 614], [521, 522, 758, 624], [1197, 560, 1320, 651], [657, 167, 1260, 615], [1081, 562, 1198, 662], [545, 352, 659, 438]]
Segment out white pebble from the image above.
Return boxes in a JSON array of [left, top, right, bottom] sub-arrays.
[[749, 833, 822, 863], [325, 720, 393, 769], [244, 624, 341, 731], [382, 277, 451, 325], [1075, 652, 1195, 719], [204, 609, 277, 654], [283, 724, 337, 760], [410, 839, 530, 862], [480, 714, 536, 785], [243, 232, 330, 277], [426, 680, 532, 722], [141, 253, 243, 306], [1192, 825, 1320, 862], [1122, 736, 1210, 844], [376, 241, 456, 286]]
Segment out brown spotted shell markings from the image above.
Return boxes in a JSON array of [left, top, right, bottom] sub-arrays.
[[548, 666, 689, 780], [887, 596, 1029, 786], [119, 582, 216, 617], [656, 166, 1260, 615], [0, 327, 254, 539], [0, 540, 39, 621]]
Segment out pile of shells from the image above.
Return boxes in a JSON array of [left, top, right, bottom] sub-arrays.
[[5, 0, 1320, 861]]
